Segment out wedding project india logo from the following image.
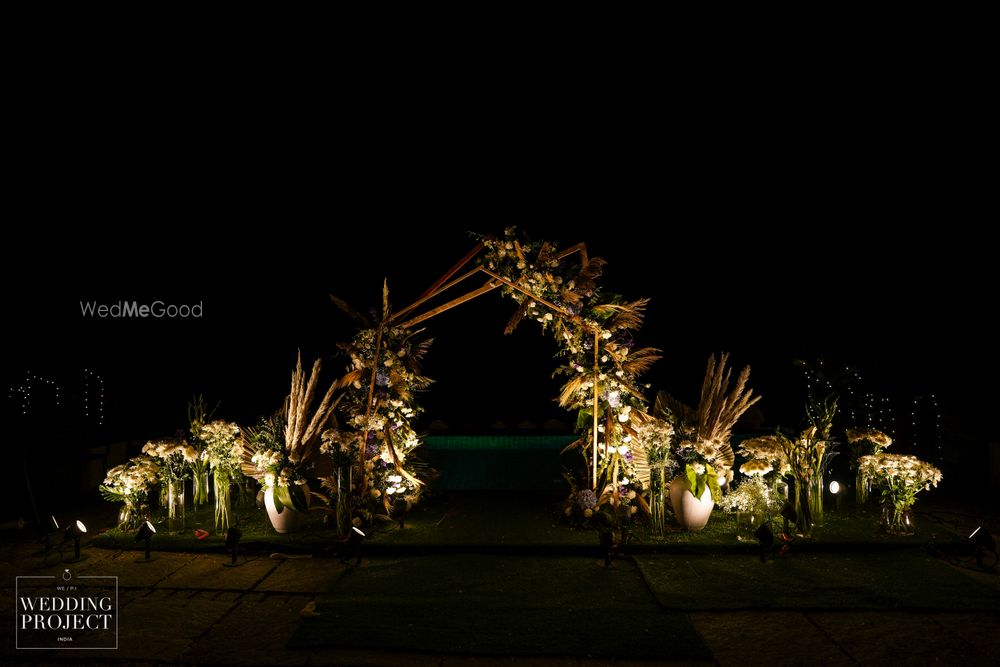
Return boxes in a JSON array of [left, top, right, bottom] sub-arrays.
[[15, 569, 118, 649], [80, 300, 203, 318]]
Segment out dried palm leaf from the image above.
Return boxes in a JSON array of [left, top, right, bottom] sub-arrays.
[[504, 299, 531, 335], [629, 439, 651, 489], [329, 294, 371, 328], [621, 346, 662, 376], [333, 368, 364, 391], [593, 298, 651, 332], [558, 375, 588, 407], [654, 391, 696, 426], [560, 435, 585, 454]]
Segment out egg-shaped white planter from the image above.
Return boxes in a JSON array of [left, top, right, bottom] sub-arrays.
[[264, 485, 310, 534], [669, 475, 715, 531]]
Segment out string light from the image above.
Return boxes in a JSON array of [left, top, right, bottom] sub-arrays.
[[82, 368, 104, 425], [8, 371, 62, 417]]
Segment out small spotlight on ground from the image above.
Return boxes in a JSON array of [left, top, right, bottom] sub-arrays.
[[135, 521, 156, 563], [63, 520, 87, 563]]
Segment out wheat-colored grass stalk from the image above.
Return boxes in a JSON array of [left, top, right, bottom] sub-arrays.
[[285, 351, 339, 467], [695, 353, 761, 468]]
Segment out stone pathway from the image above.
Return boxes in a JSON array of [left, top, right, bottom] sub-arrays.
[[3, 523, 999, 665]]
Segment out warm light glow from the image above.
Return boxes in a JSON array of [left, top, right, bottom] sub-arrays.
[[352, 527, 366, 537], [971, 526, 982, 539], [76, 520, 87, 533], [145, 521, 156, 534], [829, 480, 841, 495]]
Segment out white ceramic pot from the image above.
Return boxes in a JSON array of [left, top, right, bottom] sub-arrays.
[[669, 475, 715, 531], [264, 485, 310, 533]]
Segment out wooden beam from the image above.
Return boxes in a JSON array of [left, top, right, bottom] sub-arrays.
[[398, 280, 501, 328], [593, 328, 599, 489], [478, 268, 572, 317], [392, 265, 486, 324], [555, 242, 589, 266], [418, 242, 485, 301]]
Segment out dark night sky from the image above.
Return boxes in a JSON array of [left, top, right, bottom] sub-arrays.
[[3, 104, 997, 459], [5, 211, 996, 449]]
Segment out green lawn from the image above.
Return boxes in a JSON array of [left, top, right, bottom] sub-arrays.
[[290, 554, 711, 660]]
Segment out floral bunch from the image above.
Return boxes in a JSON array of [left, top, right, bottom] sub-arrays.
[[674, 439, 724, 503], [335, 323, 431, 507], [244, 412, 304, 490], [100, 455, 160, 528], [142, 439, 197, 480], [718, 474, 783, 517], [738, 435, 791, 476], [739, 459, 773, 477], [847, 427, 892, 466], [482, 227, 660, 515], [243, 411, 310, 513], [200, 420, 242, 477], [858, 453, 942, 512]]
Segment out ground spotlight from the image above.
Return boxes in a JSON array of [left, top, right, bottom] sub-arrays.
[[224, 526, 242, 566], [829, 480, 843, 511], [345, 526, 365, 565], [135, 521, 156, 563], [970, 526, 997, 569], [63, 520, 87, 563]]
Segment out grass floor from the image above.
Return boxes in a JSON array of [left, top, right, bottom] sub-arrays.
[[290, 554, 711, 660], [91, 505, 338, 553], [91, 492, 967, 557], [635, 549, 1000, 611]]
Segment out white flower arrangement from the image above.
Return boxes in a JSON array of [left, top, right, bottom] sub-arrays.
[[200, 420, 242, 476], [100, 455, 161, 528], [858, 453, 942, 511], [142, 439, 195, 480]]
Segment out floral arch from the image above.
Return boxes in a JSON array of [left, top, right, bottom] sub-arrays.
[[321, 227, 672, 525]]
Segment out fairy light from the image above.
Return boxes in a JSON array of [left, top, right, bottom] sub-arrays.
[[9, 371, 62, 417], [931, 393, 943, 464], [81, 368, 104, 425]]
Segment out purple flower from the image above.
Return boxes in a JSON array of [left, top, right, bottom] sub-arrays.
[[577, 489, 597, 509], [376, 370, 390, 387]]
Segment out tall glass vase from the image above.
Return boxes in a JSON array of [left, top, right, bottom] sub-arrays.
[[193, 467, 210, 508], [650, 463, 668, 536], [214, 469, 232, 531], [335, 468, 351, 536], [117, 500, 142, 530], [792, 476, 812, 538], [736, 510, 764, 541], [880, 503, 915, 536], [855, 468, 869, 511], [808, 475, 824, 527], [167, 477, 186, 533]]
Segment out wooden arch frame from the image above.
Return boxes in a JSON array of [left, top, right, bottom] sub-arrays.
[[356, 240, 605, 489]]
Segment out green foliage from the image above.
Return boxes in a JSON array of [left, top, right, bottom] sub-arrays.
[[273, 483, 309, 514], [684, 463, 721, 504]]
